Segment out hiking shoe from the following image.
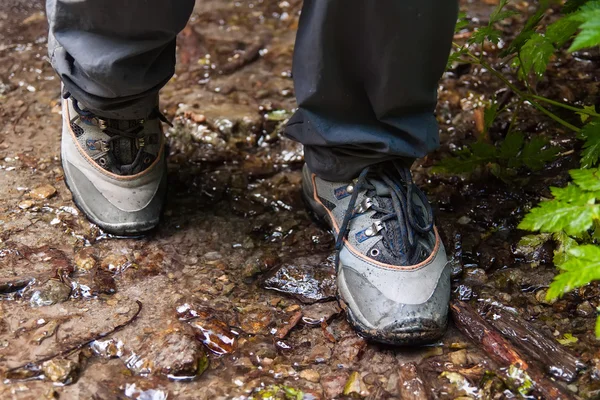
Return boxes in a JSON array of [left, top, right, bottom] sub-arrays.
[[60, 91, 168, 235], [302, 162, 450, 345]]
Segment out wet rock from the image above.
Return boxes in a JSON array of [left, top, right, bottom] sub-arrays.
[[241, 251, 279, 281], [462, 268, 488, 286], [29, 279, 71, 307], [189, 317, 237, 355], [576, 301, 594, 317], [301, 301, 341, 325], [305, 344, 332, 364], [124, 329, 208, 380], [41, 358, 78, 384], [74, 248, 97, 271], [262, 254, 337, 304], [100, 254, 130, 273], [238, 307, 273, 335], [18, 199, 34, 209], [513, 234, 553, 265], [32, 319, 60, 345], [334, 335, 367, 365], [28, 184, 57, 200], [90, 339, 124, 358], [71, 269, 116, 298], [299, 369, 320, 383], [535, 289, 557, 305], [321, 372, 349, 399], [124, 383, 169, 400]]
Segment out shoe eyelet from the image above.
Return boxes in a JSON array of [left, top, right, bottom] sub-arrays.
[[144, 156, 152, 164], [98, 157, 107, 166], [370, 248, 380, 257]]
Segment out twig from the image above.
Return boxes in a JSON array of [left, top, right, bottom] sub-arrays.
[[6, 300, 143, 374], [451, 301, 575, 400]]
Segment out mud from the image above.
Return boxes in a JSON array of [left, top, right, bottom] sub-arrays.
[[1, 0, 600, 399]]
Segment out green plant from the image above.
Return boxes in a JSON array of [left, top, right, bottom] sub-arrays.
[[440, 0, 600, 336]]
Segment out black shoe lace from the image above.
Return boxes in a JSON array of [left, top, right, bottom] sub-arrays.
[[334, 160, 434, 265], [63, 91, 172, 175]]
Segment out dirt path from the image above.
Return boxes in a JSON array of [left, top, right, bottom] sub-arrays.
[[1, 1, 599, 399]]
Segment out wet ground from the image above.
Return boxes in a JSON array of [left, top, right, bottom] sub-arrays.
[[1, 0, 600, 399]]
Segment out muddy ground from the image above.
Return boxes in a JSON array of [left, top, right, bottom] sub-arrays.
[[1, 0, 599, 399]]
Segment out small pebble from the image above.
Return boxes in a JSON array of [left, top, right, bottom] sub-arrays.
[[28, 184, 57, 200]]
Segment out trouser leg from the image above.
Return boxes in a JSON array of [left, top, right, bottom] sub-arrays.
[[286, 0, 458, 181], [46, 0, 194, 119]]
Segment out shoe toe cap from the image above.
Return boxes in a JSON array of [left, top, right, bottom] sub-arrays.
[[338, 249, 451, 345]]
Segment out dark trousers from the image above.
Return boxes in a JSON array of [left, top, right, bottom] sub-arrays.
[[46, 0, 458, 180]]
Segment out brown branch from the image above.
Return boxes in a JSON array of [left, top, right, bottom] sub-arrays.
[[451, 301, 574, 400]]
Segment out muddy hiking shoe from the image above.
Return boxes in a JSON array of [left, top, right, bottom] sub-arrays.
[[302, 162, 450, 345], [60, 91, 169, 235]]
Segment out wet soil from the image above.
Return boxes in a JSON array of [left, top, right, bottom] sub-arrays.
[[1, 0, 600, 399]]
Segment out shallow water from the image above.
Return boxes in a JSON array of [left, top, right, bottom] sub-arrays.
[[1, 0, 599, 398]]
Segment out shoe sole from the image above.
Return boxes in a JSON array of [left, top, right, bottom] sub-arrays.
[[62, 158, 165, 236], [301, 190, 446, 346]]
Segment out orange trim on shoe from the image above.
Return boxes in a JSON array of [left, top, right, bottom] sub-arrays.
[[311, 173, 440, 271], [64, 100, 165, 181]]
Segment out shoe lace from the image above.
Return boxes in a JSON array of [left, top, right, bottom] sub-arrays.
[[63, 91, 172, 175], [334, 160, 434, 265]]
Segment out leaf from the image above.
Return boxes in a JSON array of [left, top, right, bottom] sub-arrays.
[[579, 120, 600, 168], [519, 33, 555, 77], [550, 184, 598, 202], [553, 231, 579, 265], [499, 131, 525, 160], [432, 143, 497, 175], [489, 0, 510, 24], [520, 137, 559, 170], [568, 3, 600, 51], [570, 168, 600, 190], [545, 18, 582, 47], [518, 198, 600, 236], [501, 3, 549, 56], [557, 333, 579, 345], [447, 48, 468, 69], [547, 244, 600, 299], [455, 12, 469, 33], [469, 26, 503, 45], [596, 314, 600, 338], [576, 105, 597, 123]]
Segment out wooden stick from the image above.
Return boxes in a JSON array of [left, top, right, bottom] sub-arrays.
[[451, 301, 574, 400]]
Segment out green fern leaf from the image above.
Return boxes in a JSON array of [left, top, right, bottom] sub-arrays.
[[570, 168, 600, 190], [501, 4, 548, 56], [469, 26, 503, 45], [547, 244, 600, 299], [545, 18, 582, 47], [455, 12, 469, 33], [499, 131, 525, 161], [550, 184, 598, 202], [520, 137, 559, 170], [553, 231, 579, 265], [568, 2, 600, 51], [518, 197, 600, 236], [579, 121, 600, 168], [519, 33, 555, 77]]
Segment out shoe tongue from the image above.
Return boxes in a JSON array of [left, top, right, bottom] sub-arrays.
[[365, 182, 430, 266], [371, 179, 392, 196], [104, 119, 139, 166]]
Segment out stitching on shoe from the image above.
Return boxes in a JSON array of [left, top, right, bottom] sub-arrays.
[[64, 100, 164, 182], [311, 173, 440, 271]]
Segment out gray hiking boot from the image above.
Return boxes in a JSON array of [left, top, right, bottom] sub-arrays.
[[302, 162, 450, 345], [60, 91, 168, 235]]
